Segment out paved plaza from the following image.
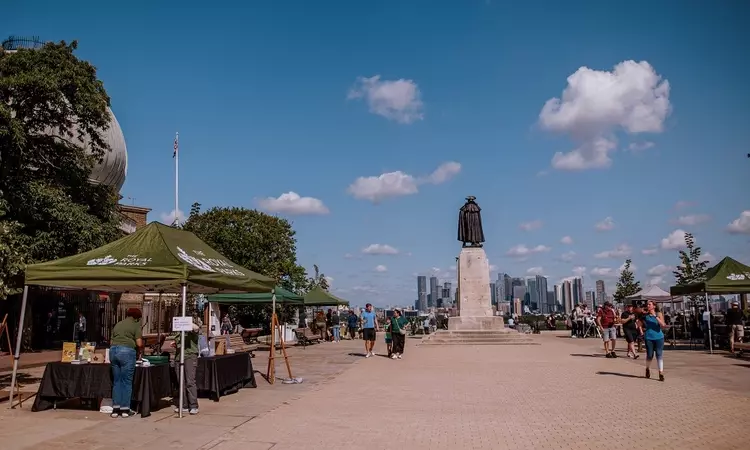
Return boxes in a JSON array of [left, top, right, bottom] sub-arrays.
[[1, 334, 749, 450]]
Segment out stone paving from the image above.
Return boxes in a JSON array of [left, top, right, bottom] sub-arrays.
[[1, 333, 749, 449]]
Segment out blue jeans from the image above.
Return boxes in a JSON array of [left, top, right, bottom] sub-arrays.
[[332, 325, 341, 342], [110, 346, 136, 410], [645, 338, 664, 361]]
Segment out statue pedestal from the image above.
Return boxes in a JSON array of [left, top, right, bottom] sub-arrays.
[[449, 247, 506, 331]]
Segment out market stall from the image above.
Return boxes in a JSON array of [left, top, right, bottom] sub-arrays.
[[10, 222, 275, 416]]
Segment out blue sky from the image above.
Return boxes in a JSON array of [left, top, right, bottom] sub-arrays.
[[5, 0, 749, 306]]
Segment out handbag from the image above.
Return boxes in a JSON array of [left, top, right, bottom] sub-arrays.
[[395, 318, 406, 335]]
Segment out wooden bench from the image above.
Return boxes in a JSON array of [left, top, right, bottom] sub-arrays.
[[241, 328, 263, 344], [294, 328, 322, 348], [227, 334, 260, 357]]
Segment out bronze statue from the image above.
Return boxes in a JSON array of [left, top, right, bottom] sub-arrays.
[[458, 196, 485, 247]]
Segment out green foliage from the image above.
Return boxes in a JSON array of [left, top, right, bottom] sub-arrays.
[[0, 41, 121, 299], [614, 259, 641, 302], [183, 204, 308, 327], [308, 264, 330, 291], [672, 232, 708, 305]]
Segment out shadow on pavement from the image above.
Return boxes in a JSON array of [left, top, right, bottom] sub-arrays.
[[596, 371, 644, 379], [732, 363, 750, 369], [347, 352, 366, 357], [570, 353, 604, 358]]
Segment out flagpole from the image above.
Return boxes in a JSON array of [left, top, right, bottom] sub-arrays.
[[174, 132, 179, 226]]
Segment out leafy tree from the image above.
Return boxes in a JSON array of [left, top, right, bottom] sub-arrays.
[[308, 264, 330, 291], [614, 259, 641, 303], [672, 232, 708, 307], [0, 41, 120, 299], [183, 204, 308, 329]]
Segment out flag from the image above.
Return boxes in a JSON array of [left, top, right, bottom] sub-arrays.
[[173, 134, 179, 158]]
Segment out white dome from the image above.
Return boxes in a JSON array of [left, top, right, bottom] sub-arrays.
[[87, 108, 128, 192]]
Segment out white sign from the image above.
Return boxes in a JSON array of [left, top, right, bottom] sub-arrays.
[[172, 316, 194, 332]]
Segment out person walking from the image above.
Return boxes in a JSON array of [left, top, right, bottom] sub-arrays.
[[597, 301, 618, 358], [621, 304, 639, 359], [361, 303, 379, 357], [726, 301, 745, 354], [109, 308, 143, 418], [330, 309, 341, 343], [641, 300, 666, 381], [389, 309, 408, 359], [347, 310, 358, 339]]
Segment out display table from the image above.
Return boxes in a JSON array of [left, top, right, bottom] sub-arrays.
[[31, 362, 172, 417], [195, 353, 256, 401]]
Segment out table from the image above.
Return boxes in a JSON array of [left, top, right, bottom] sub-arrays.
[[31, 362, 172, 417], [195, 353, 256, 401]]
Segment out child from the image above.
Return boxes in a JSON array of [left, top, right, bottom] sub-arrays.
[[384, 318, 392, 357]]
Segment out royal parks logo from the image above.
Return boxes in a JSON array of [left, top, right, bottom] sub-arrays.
[[726, 272, 750, 281]]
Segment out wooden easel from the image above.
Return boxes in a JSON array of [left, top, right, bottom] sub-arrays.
[[265, 312, 293, 384], [1, 313, 30, 408]]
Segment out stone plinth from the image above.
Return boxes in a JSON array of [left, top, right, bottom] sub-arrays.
[[448, 246, 505, 331]]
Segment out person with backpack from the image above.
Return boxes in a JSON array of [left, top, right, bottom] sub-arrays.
[[389, 309, 408, 359]]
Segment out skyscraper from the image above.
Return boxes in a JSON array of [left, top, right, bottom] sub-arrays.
[[490, 282, 497, 305], [513, 285, 527, 306], [417, 276, 427, 312], [496, 273, 507, 303], [429, 276, 439, 309], [526, 277, 538, 309], [562, 280, 573, 313], [536, 275, 549, 313], [572, 277, 583, 305], [595, 280, 606, 307], [554, 284, 562, 310]]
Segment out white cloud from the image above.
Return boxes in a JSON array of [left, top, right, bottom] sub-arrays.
[[560, 236, 573, 245], [343, 253, 355, 259], [526, 267, 544, 276], [374, 265, 388, 273], [347, 162, 460, 203], [591, 267, 616, 277], [519, 220, 543, 231], [489, 264, 498, 272], [647, 264, 671, 277], [673, 214, 710, 226], [159, 209, 186, 225], [642, 247, 659, 255], [506, 244, 552, 259], [347, 75, 423, 124], [727, 211, 750, 235], [362, 244, 399, 255], [627, 141, 655, 152], [674, 200, 694, 210], [702, 252, 717, 263], [572, 266, 587, 276], [560, 251, 576, 262], [324, 276, 334, 286], [619, 262, 638, 273], [594, 244, 631, 259], [649, 276, 665, 286], [256, 191, 329, 215], [539, 60, 671, 170], [595, 216, 615, 231], [660, 229, 688, 250], [425, 162, 462, 184]]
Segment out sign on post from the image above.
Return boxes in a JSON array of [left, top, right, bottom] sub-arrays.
[[172, 316, 194, 332]]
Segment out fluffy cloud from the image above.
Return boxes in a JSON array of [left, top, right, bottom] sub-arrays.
[[727, 211, 750, 234], [627, 141, 655, 152], [348, 75, 423, 124], [595, 216, 615, 231], [159, 209, 186, 225], [489, 264, 499, 272], [538, 60, 671, 170], [642, 247, 659, 255], [647, 264, 671, 277], [619, 261, 638, 273], [347, 161, 460, 202], [526, 267, 544, 276], [594, 244, 631, 259], [374, 265, 388, 273], [673, 214, 710, 226], [673, 200, 694, 210], [591, 267, 616, 277], [572, 266, 587, 276], [256, 192, 329, 215], [702, 252, 717, 263], [506, 244, 552, 259], [519, 220, 543, 231], [559, 251, 576, 262], [660, 229, 688, 250], [362, 244, 399, 255], [649, 276, 665, 286], [560, 236, 573, 245]]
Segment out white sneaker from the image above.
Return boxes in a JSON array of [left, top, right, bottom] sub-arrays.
[[391, 354, 397, 359], [365, 352, 371, 358], [397, 354, 402, 359], [189, 408, 199, 415], [173, 406, 188, 413]]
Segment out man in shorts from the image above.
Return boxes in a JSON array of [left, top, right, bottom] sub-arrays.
[[726, 301, 745, 354], [620, 304, 640, 359], [597, 301, 618, 358], [360, 303, 379, 358]]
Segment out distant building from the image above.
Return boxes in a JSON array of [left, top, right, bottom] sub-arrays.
[[417, 276, 427, 312], [429, 276, 439, 309], [490, 282, 497, 305], [595, 280, 606, 306]]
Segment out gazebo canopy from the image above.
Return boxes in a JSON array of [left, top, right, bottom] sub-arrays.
[[24, 222, 275, 294], [303, 286, 350, 307], [670, 256, 750, 296], [627, 285, 673, 302], [207, 287, 303, 304]]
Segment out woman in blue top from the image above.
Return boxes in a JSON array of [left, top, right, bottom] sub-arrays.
[[640, 300, 667, 381]]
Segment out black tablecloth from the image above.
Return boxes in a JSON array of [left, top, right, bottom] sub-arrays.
[[31, 362, 172, 417], [195, 353, 256, 401]]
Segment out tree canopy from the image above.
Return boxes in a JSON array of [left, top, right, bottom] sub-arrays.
[[614, 259, 641, 303], [672, 232, 708, 305], [0, 41, 120, 298]]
